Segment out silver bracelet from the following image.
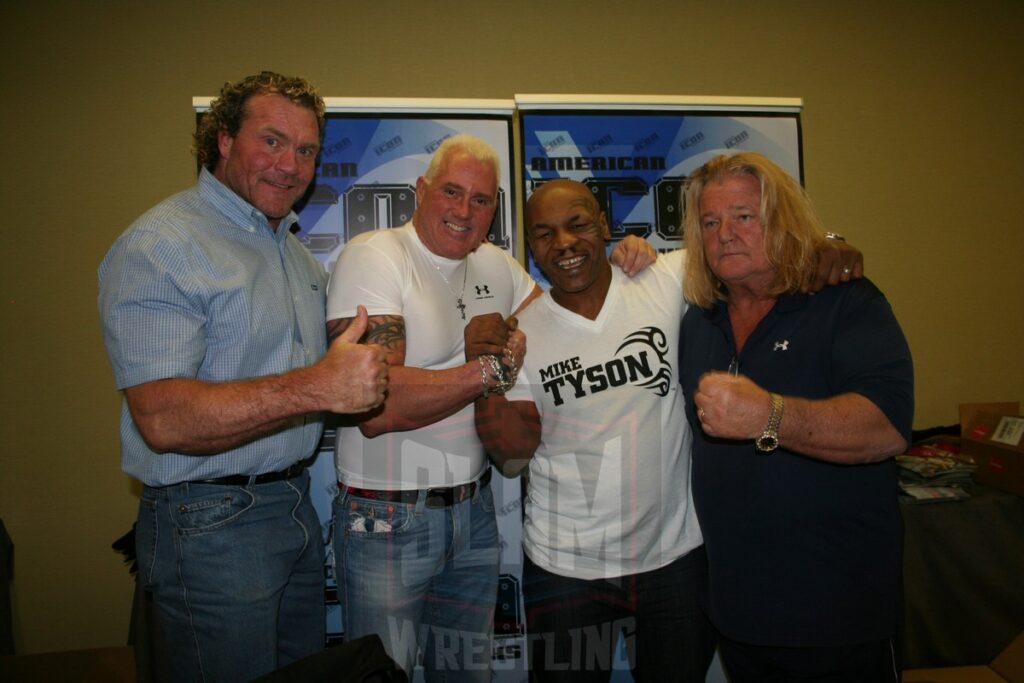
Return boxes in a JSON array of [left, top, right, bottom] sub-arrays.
[[501, 343, 522, 383], [479, 354, 516, 395], [485, 355, 506, 394], [496, 357, 516, 394], [477, 356, 492, 398], [479, 355, 505, 397]]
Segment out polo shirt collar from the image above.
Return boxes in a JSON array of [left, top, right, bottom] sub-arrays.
[[702, 289, 811, 325]]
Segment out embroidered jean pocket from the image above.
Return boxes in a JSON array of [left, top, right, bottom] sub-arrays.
[[341, 493, 412, 537]]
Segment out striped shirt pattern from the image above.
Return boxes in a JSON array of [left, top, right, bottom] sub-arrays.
[[98, 169, 328, 486]]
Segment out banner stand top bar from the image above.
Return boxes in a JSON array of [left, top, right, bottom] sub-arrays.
[[192, 97, 516, 115], [514, 94, 802, 113]]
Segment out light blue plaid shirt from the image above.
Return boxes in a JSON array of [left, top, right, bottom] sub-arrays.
[[99, 169, 328, 486]]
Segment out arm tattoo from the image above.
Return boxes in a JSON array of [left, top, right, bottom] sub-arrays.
[[365, 315, 405, 353], [327, 315, 406, 363]]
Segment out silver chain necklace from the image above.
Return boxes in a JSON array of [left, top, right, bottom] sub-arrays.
[[432, 258, 469, 320]]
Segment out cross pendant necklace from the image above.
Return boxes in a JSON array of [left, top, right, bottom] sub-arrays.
[[432, 259, 469, 320]]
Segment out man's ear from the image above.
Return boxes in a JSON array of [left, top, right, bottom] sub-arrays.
[[217, 128, 234, 161], [415, 176, 427, 204], [599, 211, 612, 240]]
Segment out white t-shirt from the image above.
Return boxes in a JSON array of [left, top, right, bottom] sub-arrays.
[[326, 223, 536, 489], [507, 250, 702, 580]]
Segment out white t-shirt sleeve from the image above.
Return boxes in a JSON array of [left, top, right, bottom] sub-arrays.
[[656, 248, 686, 287], [502, 248, 538, 312], [326, 236, 405, 321]]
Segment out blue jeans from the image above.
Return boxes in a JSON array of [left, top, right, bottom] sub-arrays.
[[136, 472, 325, 682], [334, 479, 500, 682], [524, 546, 714, 683]]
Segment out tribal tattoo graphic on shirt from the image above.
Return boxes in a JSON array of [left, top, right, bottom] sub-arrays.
[[538, 326, 672, 407]]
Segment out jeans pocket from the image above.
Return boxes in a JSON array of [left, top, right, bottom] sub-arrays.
[[340, 493, 413, 537], [172, 487, 255, 535]]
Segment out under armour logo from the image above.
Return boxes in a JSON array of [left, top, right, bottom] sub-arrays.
[[475, 285, 491, 296], [773, 340, 790, 351]]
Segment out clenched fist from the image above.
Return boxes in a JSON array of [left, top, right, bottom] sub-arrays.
[[694, 371, 772, 440], [464, 312, 517, 361]]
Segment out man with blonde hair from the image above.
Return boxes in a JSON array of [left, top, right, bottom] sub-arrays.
[[328, 134, 536, 681], [682, 152, 911, 681], [326, 135, 654, 680]]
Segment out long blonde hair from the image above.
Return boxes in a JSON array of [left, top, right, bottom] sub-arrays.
[[682, 152, 826, 308]]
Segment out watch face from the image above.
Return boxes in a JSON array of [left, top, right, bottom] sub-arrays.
[[755, 434, 779, 453]]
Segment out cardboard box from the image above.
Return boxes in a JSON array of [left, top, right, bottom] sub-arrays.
[[959, 402, 1024, 496], [904, 631, 1024, 682]]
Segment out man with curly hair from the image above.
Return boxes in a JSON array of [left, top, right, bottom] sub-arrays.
[[99, 71, 389, 682]]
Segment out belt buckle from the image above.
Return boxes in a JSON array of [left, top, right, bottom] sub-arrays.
[[425, 487, 452, 508], [457, 481, 476, 503]]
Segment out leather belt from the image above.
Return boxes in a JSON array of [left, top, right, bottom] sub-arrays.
[[342, 468, 492, 509], [193, 462, 307, 487]]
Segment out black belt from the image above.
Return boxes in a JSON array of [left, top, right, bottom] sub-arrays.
[[342, 468, 492, 509], [193, 462, 307, 487]]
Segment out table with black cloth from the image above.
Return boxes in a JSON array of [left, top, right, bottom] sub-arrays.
[[901, 483, 1024, 667]]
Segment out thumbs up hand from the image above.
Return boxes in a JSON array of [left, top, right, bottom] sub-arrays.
[[318, 306, 389, 413]]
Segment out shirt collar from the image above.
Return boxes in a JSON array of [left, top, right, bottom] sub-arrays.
[[702, 289, 810, 325], [198, 168, 299, 242]]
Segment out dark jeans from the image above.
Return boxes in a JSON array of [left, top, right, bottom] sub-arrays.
[[717, 634, 900, 683], [524, 546, 714, 683]]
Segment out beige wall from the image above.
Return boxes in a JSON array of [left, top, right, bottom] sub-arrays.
[[1, 0, 1021, 654]]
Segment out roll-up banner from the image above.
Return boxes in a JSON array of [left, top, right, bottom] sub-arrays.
[[516, 94, 803, 287]]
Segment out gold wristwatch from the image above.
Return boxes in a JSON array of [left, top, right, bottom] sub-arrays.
[[755, 393, 784, 453]]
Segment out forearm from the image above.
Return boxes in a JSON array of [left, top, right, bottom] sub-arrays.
[[124, 370, 327, 455], [475, 396, 540, 477], [358, 362, 484, 437], [778, 393, 907, 464]]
